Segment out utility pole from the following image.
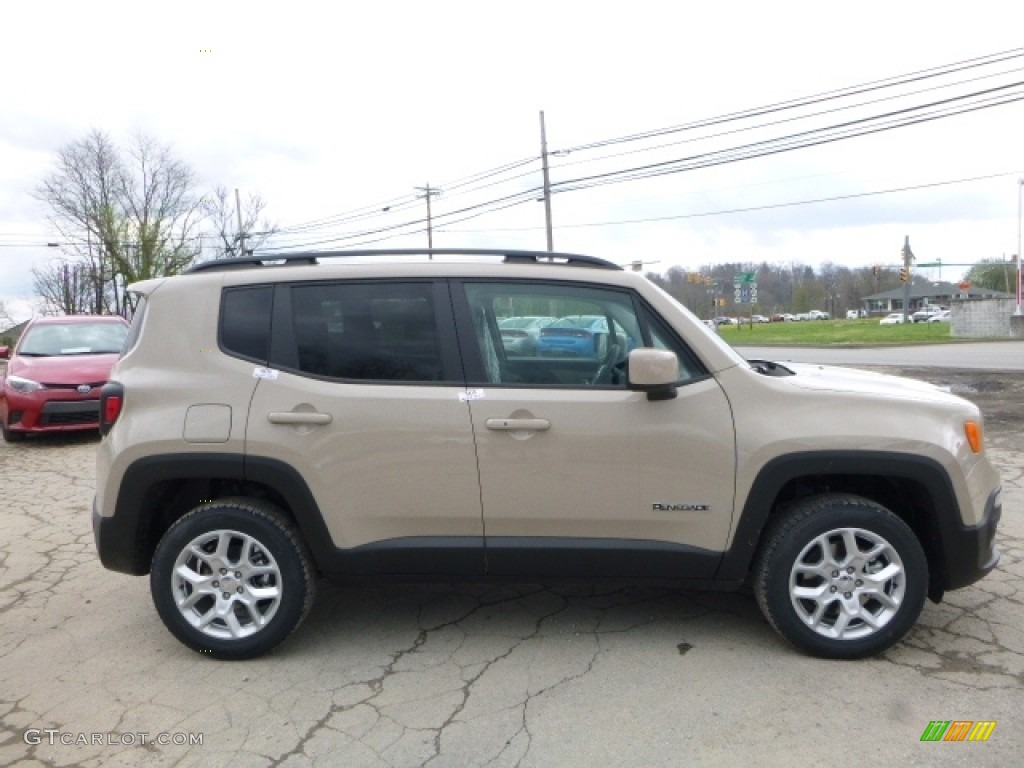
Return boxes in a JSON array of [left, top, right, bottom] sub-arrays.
[[901, 235, 914, 322], [414, 184, 442, 254], [235, 188, 247, 257], [540, 110, 554, 252], [1016, 179, 1023, 316]]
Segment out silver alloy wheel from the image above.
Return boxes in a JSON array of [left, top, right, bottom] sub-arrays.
[[789, 527, 906, 640], [171, 529, 283, 640]]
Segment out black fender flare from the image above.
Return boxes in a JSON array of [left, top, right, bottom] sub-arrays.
[[714, 451, 962, 587]]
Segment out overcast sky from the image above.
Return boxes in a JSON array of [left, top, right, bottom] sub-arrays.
[[2, 0, 1023, 322]]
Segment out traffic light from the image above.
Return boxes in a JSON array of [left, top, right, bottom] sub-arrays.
[[899, 267, 909, 282]]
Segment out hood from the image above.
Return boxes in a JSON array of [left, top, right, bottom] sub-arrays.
[[781, 362, 962, 405], [8, 353, 120, 385]]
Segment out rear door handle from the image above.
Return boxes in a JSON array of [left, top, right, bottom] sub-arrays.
[[268, 412, 333, 425], [485, 418, 550, 431]]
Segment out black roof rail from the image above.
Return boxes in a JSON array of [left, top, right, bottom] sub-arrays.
[[185, 248, 622, 274]]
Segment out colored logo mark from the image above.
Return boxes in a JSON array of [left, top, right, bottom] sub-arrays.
[[920, 720, 996, 742]]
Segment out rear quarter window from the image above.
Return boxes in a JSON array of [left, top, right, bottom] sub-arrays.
[[120, 296, 148, 356], [220, 286, 272, 362]]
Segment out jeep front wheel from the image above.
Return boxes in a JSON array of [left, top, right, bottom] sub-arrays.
[[150, 499, 315, 660], [754, 494, 928, 659]]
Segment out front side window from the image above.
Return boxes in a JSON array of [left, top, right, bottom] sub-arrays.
[[288, 282, 444, 382], [463, 282, 643, 388], [462, 281, 707, 388]]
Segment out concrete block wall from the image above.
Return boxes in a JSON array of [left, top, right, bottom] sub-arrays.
[[951, 298, 1018, 338]]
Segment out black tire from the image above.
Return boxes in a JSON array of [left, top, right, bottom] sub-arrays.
[[150, 498, 316, 660], [1, 423, 25, 442], [753, 493, 927, 659]]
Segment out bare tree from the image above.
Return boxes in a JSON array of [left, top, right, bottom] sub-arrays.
[[200, 186, 278, 259], [35, 129, 203, 315], [32, 261, 95, 315]]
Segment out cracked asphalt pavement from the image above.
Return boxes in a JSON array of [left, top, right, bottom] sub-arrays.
[[1, 365, 1021, 767]]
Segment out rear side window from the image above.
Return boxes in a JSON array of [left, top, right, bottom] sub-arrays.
[[287, 282, 444, 382], [221, 286, 272, 362], [120, 295, 148, 356]]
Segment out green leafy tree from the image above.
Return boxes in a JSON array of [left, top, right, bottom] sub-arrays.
[[963, 258, 1017, 293]]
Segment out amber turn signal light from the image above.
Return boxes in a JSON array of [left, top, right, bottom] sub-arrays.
[[964, 421, 982, 453]]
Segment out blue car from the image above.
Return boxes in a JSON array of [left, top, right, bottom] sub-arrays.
[[536, 315, 633, 358]]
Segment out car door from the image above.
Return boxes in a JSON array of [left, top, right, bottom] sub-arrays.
[[454, 280, 737, 580], [243, 279, 485, 576]]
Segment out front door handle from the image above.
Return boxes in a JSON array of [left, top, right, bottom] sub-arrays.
[[268, 412, 333, 425], [485, 417, 550, 431]]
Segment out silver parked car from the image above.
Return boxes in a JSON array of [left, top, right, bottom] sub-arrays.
[[498, 315, 556, 356], [93, 247, 1002, 661]]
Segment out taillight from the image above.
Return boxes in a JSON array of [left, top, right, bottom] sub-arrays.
[[99, 382, 125, 436]]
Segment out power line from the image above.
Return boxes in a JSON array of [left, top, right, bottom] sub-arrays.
[[269, 156, 538, 237], [259, 186, 542, 252], [546, 64, 1024, 173], [440, 170, 1024, 232], [262, 49, 1023, 250], [549, 83, 1024, 193], [556, 47, 1024, 154]]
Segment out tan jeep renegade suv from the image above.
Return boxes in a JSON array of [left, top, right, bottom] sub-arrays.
[[93, 249, 1002, 660]]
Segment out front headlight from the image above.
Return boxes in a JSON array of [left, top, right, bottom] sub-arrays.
[[5, 375, 45, 394]]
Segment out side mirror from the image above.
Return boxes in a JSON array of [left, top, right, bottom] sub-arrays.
[[627, 348, 678, 401], [0, 346, 9, 360]]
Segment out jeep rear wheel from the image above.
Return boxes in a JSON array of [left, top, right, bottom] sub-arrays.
[[754, 494, 927, 659], [150, 499, 315, 660]]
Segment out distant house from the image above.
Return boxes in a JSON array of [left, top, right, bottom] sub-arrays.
[[0, 319, 29, 348], [861, 282, 1012, 315]]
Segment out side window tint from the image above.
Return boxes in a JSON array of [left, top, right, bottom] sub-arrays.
[[120, 295, 148, 356], [464, 283, 640, 388], [289, 282, 443, 382], [221, 286, 272, 362]]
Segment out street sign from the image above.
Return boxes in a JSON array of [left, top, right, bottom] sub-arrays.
[[734, 282, 758, 304], [733, 272, 756, 285]]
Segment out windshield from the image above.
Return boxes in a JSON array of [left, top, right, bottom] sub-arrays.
[[19, 321, 129, 356]]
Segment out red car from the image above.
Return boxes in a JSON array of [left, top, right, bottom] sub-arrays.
[[0, 315, 129, 442]]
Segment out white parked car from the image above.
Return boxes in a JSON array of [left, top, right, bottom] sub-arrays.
[[879, 313, 904, 325], [928, 310, 951, 323], [911, 307, 942, 323]]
